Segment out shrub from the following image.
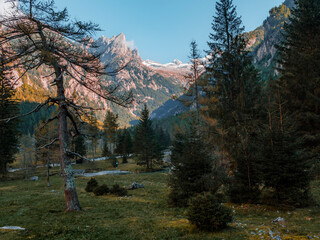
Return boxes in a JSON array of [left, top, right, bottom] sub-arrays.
[[187, 192, 232, 232], [85, 178, 98, 192], [168, 132, 219, 207], [110, 184, 128, 196], [93, 184, 110, 196], [122, 155, 128, 164]]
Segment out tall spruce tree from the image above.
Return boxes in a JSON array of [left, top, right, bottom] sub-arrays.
[[168, 126, 217, 207], [35, 119, 59, 186], [0, 58, 19, 174], [269, 0, 320, 204], [134, 104, 158, 169], [184, 40, 203, 134], [103, 111, 119, 155], [73, 135, 86, 164], [257, 80, 311, 206], [87, 112, 99, 160], [115, 128, 132, 163], [204, 0, 263, 202], [278, 0, 320, 167]]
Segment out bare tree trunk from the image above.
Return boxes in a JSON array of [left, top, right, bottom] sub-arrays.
[[56, 67, 81, 211], [268, 95, 274, 147], [92, 141, 95, 160], [244, 125, 251, 188], [23, 153, 27, 180], [278, 89, 284, 134], [47, 147, 51, 187]]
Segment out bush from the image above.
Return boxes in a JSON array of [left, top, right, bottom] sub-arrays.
[[122, 155, 128, 164], [85, 178, 98, 192], [93, 184, 110, 196], [110, 184, 128, 196], [168, 132, 218, 207], [187, 192, 232, 232]]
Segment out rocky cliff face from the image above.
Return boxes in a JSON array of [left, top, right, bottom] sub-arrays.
[[12, 32, 186, 126], [247, 0, 295, 79]]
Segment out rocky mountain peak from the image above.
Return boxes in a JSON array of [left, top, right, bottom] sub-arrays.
[[172, 59, 183, 65], [94, 33, 141, 65], [284, 0, 295, 9]]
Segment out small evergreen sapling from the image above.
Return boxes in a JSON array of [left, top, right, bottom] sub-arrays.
[[187, 192, 232, 231], [85, 178, 98, 192]]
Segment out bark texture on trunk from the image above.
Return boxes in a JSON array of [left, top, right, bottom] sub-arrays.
[[47, 147, 51, 187], [56, 67, 81, 211]]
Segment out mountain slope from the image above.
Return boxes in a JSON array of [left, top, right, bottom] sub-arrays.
[[150, 0, 295, 120], [246, 0, 294, 79], [11, 33, 187, 128]]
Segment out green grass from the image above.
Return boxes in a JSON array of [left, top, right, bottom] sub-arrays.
[[0, 162, 319, 240]]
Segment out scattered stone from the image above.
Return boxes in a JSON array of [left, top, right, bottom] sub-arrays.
[[30, 176, 39, 181], [129, 182, 144, 190], [269, 229, 274, 238], [0, 226, 25, 230], [272, 217, 285, 223]]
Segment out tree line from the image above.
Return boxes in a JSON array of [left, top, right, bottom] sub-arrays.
[[168, 0, 319, 213]]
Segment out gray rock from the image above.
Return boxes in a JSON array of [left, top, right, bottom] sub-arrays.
[[272, 217, 285, 223], [30, 176, 39, 181], [0, 226, 25, 230], [129, 182, 144, 190]]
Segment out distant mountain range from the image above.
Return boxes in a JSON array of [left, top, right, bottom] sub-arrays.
[[149, 0, 295, 121], [4, 0, 295, 129], [10, 32, 190, 127]]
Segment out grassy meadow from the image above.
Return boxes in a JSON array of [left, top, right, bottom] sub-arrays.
[[0, 160, 319, 240]]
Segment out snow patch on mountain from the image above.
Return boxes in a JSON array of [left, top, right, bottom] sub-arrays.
[[143, 59, 190, 71]]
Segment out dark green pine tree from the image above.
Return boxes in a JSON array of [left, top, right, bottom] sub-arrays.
[[133, 104, 158, 169], [103, 111, 119, 156], [168, 119, 225, 207], [73, 135, 86, 164], [204, 0, 263, 203], [115, 128, 133, 163], [0, 60, 20, 174], [155, 127, 170, 152], [254, 78, 311, 206], [277, 0, 320, 180]]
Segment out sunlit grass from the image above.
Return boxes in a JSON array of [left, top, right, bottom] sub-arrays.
[[0, 166, 319, 240]]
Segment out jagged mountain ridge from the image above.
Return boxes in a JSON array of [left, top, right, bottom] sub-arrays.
[[11, 32, 188, 127], [246, 0, 294, 79]]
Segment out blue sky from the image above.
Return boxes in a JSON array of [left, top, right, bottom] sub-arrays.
[[54, 0, 285, 63]]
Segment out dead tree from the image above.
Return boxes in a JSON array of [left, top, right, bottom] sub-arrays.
[[0, 0, 132, 211]]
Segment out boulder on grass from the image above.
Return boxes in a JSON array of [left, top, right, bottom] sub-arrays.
[[129, 182, 144, 190], [30, 176, 39, 181]]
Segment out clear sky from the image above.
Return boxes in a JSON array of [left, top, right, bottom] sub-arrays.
[[14, 0, 286, 63]]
